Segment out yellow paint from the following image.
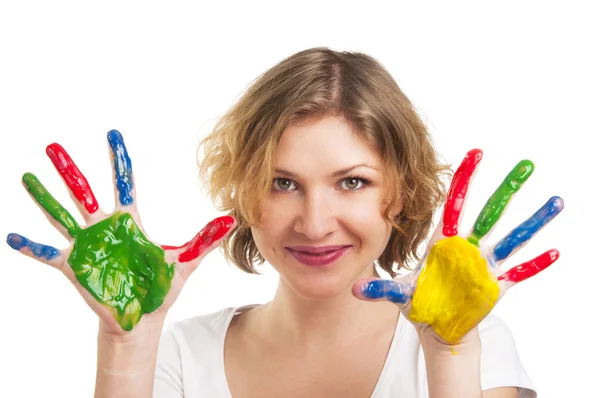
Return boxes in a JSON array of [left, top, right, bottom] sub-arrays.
[[408, 236, 500, 344]]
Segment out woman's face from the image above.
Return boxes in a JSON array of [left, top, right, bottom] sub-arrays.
[[251, 115, 400, 300]]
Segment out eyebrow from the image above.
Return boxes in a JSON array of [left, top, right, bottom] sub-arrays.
[[274, 163, 380, 178]]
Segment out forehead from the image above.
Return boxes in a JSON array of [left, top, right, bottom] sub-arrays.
[[275, 115, 382, 170]]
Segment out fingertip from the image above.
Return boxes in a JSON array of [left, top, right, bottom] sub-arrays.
[[467, 148, 483, 159], [107, 129, 123, 142], [209, 215, 237, 241], [6, 233, 25, 251], [46, 142, 60, 157], [517, 159, 535, 174], [219, 215, 236, 230], [22, 172, 35, 183], [354, 278, 386, 300], [551, 196, 565, 211]]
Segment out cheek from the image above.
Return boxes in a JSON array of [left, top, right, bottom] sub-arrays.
[[344, 202, 390, 247], [252, 201, 291, 250]]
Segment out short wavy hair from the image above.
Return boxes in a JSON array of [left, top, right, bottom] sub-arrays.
[[197, 46, 450, 277]]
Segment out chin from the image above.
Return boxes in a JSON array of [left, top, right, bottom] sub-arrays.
[[281, 270, 357, 301]]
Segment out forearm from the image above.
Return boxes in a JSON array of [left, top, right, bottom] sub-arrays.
[[94, 319, 165, 398], [419, 327, 483, 398]]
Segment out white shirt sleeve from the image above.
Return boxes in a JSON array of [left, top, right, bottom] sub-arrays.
[[479, 314, 537, 398], [153, 326, 185, 398]]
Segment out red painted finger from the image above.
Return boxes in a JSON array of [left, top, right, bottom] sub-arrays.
[[497, 249, 560, 283], [162, 216, 235, 263], [46, 143, 99, 214], [442, 149, 483, 237]]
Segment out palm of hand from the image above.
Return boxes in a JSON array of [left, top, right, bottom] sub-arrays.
[[356, 149, 563, 344], [7, 130, 234, 332], [69, 211, 175, 330], [408, 235, 500, 344]]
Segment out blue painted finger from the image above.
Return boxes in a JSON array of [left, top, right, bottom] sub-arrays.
[[492, 196, 564, 262], [6, 233, 61, 261], [359, 279, 413, 304], [107, 129, 134, 206]]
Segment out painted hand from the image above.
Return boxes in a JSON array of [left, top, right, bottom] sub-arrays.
[[7, 130, 236, 333], [353, 149, 563, 344]]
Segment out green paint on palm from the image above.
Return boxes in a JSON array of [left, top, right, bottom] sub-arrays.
[[69, 212, 175, 331], [468, 160, 535, 246]]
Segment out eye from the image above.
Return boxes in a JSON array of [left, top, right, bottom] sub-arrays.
[[272, 178, 296, 191], [271, 176, 372, 193], [340, 176, 370, 191]]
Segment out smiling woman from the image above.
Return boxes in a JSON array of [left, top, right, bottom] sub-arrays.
[[152, 47, 554, 397], [6, 46, 561, 398], [197, 48, 450, 280]]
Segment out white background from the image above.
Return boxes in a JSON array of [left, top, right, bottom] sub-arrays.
[[0, 1, 597, 397]]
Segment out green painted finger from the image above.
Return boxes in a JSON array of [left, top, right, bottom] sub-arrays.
[[22, 172, 81, 236], [467, 160, 534, 246]]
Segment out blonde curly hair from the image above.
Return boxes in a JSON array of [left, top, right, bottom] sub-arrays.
[[197, 46, 451, 277]]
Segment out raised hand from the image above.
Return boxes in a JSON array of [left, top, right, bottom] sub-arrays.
[[6, 130, 236, 334], [353, 149, 563, 344]]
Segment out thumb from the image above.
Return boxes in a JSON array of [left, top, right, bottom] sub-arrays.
[[352, 277, 413, 305], [162, 215, 236, 278]]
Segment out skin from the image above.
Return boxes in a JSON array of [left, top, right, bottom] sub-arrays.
[[6, 130, 237, 397], [353, 147, 563, 397], [225, 115, 538, 397], [7, 125, 559, 397]]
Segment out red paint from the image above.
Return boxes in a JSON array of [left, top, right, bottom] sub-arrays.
[[498, 249, 560, 283], [46, 143, 99, 214], [162, 216, 234, 262], [442, 149, 483, 237], [286, 246, 351, 267]]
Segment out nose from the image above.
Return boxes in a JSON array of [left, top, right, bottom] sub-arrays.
[[292, 189, 337, 241]]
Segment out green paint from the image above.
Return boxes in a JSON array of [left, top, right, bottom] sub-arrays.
[[23, 173, 81, 236], [68, 211, 175, 331], [467, 160, 535, 246]]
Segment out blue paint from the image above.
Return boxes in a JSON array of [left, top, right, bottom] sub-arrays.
[[6, 233, 61, 260], [361, 279, 412, 304], [107, 129, 134, 206], [493, 196, 564, 262]]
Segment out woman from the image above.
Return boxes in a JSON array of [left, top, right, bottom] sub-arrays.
[[7, 47, 562, 397]]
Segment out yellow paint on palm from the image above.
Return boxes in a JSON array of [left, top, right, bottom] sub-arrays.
[[408, 236, 500, 344]]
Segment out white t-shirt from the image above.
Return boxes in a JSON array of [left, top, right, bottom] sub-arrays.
[[154, 304, 536, 398]]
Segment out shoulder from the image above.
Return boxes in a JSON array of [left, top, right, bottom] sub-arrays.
[[166, 307, 237, 346], [161, 304, 259, 351], [477, 313, 537, 398]]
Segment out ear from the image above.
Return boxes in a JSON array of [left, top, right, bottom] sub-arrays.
[[385, 197, 403, 223], [392, 199, 403, 219]]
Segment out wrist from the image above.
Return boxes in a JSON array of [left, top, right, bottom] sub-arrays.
[[417, 325, 481, 356], [417, 326, 483, 398], [99, 316, 165, 344], [97, 318, 165, 375]]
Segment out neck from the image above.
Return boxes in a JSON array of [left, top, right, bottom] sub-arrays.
[[253, 265, 400, 349]]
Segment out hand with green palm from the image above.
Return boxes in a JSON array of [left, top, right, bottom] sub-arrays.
[[7, 130, 236, 336]]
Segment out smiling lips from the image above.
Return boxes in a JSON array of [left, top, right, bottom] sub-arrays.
[[285, 245, 352, 266]]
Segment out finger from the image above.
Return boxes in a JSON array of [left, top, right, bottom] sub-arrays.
[[6, 232, 64, 268], [467, 159, 535, 246], [22, 172, 81, 238], [107, 129, 135, 208], [46, 143, 101, 220], [492, 196, 564, 264], [442, 149, 483, 237], [161, 216, 236, 276], [497, 249, 559, 284], [352, 278, 413, 305]]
